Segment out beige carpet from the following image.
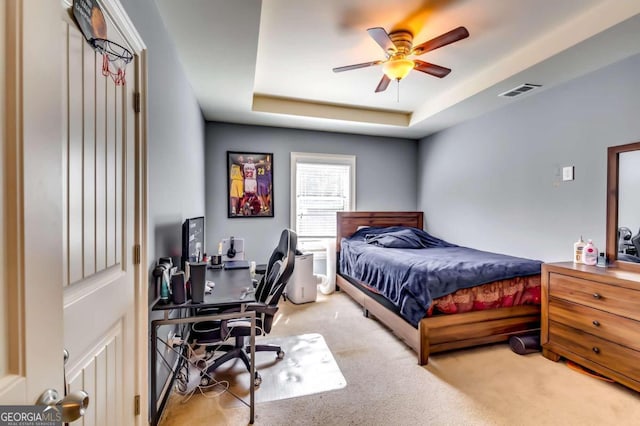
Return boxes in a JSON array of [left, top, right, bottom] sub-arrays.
[[160, 292, 640, 426]]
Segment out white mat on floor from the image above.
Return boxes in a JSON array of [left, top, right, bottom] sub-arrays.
[[212, 333, 346, 406]]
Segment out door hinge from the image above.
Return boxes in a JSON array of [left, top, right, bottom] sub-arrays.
[[134, 394, 140, 416], [133, 92, 141, 113], [133, 244, 141, 265]]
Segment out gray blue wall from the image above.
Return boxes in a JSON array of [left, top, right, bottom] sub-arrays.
[[120, 0, 205, 413], [205, 122, 418, 262], [418, 53, 640, 262], [121, 0, 206, 273]]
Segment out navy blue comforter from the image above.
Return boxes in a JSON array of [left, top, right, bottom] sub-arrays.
[[340, 227, 542, 327]]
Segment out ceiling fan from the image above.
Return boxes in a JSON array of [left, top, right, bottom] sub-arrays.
[[333, 26, 469, 93]]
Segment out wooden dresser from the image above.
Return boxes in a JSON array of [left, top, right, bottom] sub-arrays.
[[541, 262, 640, 392]]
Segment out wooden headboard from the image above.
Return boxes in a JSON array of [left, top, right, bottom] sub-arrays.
[[336, 211, 424, 252]]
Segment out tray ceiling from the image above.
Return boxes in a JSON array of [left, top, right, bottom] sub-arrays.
[[155, 0, 640, 138]]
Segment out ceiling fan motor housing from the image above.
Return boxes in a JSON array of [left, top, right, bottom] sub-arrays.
[[388, 30, 413, 57]]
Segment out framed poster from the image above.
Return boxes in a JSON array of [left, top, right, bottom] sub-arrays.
[[227, 151, 274, 218]]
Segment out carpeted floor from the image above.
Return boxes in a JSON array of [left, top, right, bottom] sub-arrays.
[[160, 292, 640, 426]]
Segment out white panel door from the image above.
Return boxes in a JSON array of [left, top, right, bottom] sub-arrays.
[[1, 2, 145, 425], [61, 3, 139, 425]]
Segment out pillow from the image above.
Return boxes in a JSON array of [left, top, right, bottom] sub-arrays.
[[364, 228, 426, 248], [363, 226, 456, 249]]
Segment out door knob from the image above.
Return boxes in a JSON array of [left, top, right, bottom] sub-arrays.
[[37, 389, 90, 423]]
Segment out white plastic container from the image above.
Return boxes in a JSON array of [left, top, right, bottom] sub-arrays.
[[583, 240, 598, 265], [573, 236, 586, 263], [286, 253, 317, 304]]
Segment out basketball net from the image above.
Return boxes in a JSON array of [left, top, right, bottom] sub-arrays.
[[102, 53, 127, 86], [92, 39, 132, 87]]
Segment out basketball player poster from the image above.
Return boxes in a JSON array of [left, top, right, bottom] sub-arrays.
[[227, 151, 274, 218]]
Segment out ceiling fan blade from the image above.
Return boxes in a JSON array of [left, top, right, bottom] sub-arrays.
[[375, 75, 391, 93], [411, 26, 469, 56], [367, 27, 396, 54], [333, 60, 383, 73], [413, 60, 451, 78]]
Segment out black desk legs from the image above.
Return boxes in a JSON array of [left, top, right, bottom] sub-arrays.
[[150, 312, 256, 425]]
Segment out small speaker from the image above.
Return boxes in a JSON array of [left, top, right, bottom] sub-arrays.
[[189, 263, 207, 304], [509, 333, 541, 355], [171, 271, 186, 305]]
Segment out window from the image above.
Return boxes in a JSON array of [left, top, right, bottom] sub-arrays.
[[291, 153, 356, 246]]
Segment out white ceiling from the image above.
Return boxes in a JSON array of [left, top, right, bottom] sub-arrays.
[[154, 0, 640, 139]]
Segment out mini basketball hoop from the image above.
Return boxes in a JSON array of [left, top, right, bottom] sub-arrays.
[[72, 0, 133, 86], [91, 38, 133, 86]]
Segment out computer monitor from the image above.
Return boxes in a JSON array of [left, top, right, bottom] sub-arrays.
[[181, 216, 205, 270]]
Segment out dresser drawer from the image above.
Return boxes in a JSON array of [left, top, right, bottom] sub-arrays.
[[549, 273, 640, 321], [548, 298, 640, 352], [549, 321, 640, 381]]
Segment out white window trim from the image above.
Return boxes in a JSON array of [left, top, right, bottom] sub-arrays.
[[290, 152, 356, 250]]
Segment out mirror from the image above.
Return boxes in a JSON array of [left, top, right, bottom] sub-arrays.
[[606, 141, 640, 270]]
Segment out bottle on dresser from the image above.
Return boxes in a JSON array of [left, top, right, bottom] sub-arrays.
[[573, 236, 586, 263], [582, 239, 598, 265]]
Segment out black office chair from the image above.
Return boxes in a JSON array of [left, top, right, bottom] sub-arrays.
[[618, 227, 633, 252], [190, 229, 297, 386], [632, 231, 640, 257]]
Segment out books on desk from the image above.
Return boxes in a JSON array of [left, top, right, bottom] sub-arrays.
[[224, 260, 250, 270]]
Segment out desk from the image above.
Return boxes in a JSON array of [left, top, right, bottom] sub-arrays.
[[150, 267, 256, 425]]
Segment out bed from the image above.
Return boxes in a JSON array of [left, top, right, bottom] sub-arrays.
[[336, 211, 542, 365]]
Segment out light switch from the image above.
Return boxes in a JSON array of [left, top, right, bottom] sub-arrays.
[[562, 166, 574, 181]]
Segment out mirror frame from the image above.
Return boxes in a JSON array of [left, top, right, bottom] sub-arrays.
[[606, 140, 640, 271]]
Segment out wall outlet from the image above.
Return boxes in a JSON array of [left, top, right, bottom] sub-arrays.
[[562, 166, 574, 181]]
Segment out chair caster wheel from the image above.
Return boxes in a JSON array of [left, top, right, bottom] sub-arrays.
[[254, 372, 262, 387], [276, 350, 285, 359]]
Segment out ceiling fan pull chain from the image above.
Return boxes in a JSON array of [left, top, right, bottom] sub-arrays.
[[396, 79, 400, 103]]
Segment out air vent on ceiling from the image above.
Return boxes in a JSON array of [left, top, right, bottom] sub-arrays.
[[498, 83, 542, 98]]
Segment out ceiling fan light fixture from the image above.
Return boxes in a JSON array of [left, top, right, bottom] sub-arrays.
[[382, 58, 414, 81]]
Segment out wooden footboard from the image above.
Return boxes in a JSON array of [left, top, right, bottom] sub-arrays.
[[418, 304, 540, 365], [337, 274, 540, 365]]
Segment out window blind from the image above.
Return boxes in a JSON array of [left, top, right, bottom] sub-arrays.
[[296, 162, 351, 238]]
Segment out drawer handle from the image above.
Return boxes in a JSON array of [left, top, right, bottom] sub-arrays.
[[592, 347, 600, 354], [592, 293, 602, 300], [592, 320, 600, 327]]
